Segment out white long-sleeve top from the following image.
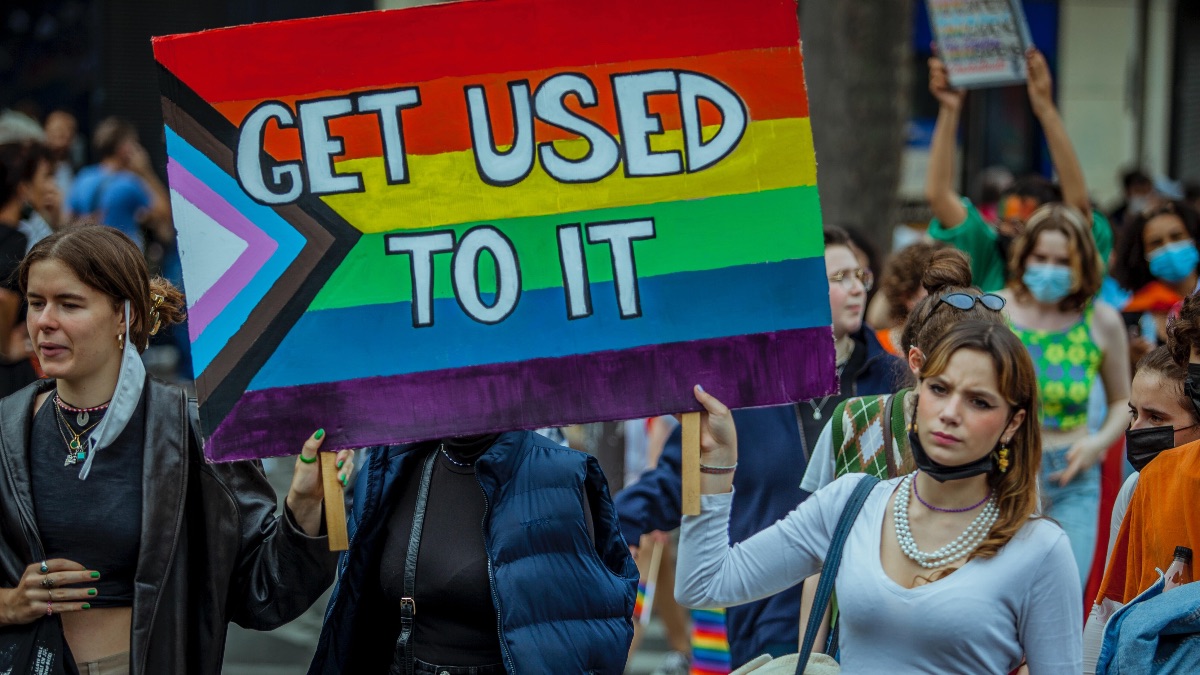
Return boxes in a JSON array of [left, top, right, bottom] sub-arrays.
[[677, 474, 1083, 674]]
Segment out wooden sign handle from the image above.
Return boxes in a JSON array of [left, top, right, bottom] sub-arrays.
[[320, 452, 349, 551], [681, 411, 701, 516]]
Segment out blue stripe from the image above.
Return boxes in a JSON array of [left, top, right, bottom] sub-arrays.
[[247, 257, 831, 390], [164, 127, 307, 373]]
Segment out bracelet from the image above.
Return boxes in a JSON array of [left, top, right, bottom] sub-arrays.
[[699, 462, 737, 474], [298, 453, 318, 464]]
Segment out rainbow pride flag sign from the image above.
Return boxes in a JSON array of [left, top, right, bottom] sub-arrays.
[[153, 0, 834, 461]]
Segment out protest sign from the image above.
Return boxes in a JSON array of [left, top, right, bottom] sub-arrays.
[[153, 0, 834, 463], [926, 0, 1033, 89]]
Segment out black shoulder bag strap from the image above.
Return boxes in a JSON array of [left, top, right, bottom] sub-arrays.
[[795, 474, 880, 673], [389, 449, 438, 675]]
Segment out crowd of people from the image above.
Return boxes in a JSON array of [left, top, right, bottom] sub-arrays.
[[0, 44, 1197, 675]]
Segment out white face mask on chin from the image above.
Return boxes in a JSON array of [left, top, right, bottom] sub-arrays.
[[78, 299, 145, 480]]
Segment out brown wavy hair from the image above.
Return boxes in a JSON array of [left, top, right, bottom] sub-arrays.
[[880, 240, 950, 324], [1134, 346, 1196, 424], [915, 320, 1042, 563], [1006, 203, 1103, 312], [17, 225, 187, 352], [1166, 292, 1200, 368], [898, 248, 1007, 363]]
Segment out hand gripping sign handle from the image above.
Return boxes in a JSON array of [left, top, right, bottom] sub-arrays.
[[321, 453, 350, 551], [681, 412, 702, 516]]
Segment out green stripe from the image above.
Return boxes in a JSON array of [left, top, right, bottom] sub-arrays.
[[310, 185, 823, 310]]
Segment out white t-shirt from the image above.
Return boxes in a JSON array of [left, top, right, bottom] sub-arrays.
[[1107, 473, 1139, 560], [678, 474, 1083, 674]]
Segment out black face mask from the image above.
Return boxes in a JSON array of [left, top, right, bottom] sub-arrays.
[[908, 428, 996, 483], [1186, 364, 1200, 421], [1124, 425, 1177, 472]]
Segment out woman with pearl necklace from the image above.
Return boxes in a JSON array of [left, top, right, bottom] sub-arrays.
[[675, 321, 1082, 674]]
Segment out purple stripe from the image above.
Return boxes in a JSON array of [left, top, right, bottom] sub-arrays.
[[204, 327, 836, 462], [166, 159, 277, 337]]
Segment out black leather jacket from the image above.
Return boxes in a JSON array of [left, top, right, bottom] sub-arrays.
[[0, 377, 338, 674]]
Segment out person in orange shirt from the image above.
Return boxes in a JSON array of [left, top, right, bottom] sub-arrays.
[[1101, 291, 1200, 600], [1084, 293, 1200, 671]]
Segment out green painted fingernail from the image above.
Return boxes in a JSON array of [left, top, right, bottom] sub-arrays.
[[314, 429, 325, 440], [90, 572, 100, 579], [341, 474, 349, 487], [337, 459, 344, 469], [88, 589, 97, 596], [82, 603, 90, 609]]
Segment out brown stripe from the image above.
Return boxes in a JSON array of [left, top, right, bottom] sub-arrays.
[[161, 96, 345, 409]]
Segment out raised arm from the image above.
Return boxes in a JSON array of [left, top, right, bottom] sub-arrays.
[[925, 57, 968, 229], [675, 387, 837, 609], [1026, 48, 1092, 225]]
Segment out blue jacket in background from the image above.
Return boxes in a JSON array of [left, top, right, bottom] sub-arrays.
[[309, 431, 638, 675], [614, 326, 903, 666]]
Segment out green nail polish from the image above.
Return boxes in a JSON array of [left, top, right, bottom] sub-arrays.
[[314, 429, 325, 440], [90, 572, 100, 579], [88, 589, 97, 596], [337, 459, 345, 469], [82, 603, 90, 610], [341, 474, 349, 487]]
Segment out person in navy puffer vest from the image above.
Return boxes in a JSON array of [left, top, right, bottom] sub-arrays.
[[309, 431, 638, 675]]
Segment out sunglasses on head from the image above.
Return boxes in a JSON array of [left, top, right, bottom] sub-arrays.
[[936, 292, 1006, 312]]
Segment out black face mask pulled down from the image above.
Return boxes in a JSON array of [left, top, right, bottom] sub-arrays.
[[1124, 425, 1177, 472], [908, 428, 996, 483]]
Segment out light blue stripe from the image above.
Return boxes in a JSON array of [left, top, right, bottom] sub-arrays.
[[247, 257, 831, 390], [165, 127, 307, 372]]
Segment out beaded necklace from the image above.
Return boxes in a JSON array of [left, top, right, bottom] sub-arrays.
[[893, 473, 998, 569]]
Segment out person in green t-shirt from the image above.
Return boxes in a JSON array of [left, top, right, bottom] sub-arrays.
[[924, 48, 1112, 293]]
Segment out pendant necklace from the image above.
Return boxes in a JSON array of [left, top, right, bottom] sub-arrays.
[[54, 394, 111, 427], [807, 363, 847, 421], [54, 403, 104, 467]]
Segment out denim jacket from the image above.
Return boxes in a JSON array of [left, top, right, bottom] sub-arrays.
[[1098, 575, 1200, 674]]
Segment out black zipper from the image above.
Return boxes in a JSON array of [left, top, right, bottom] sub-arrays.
[[476, 473, 516, 674]]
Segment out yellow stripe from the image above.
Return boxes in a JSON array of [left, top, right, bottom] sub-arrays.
[[321, 118, 816, 233]]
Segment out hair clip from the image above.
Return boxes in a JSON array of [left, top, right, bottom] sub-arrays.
[[148, 293, 165, 337]]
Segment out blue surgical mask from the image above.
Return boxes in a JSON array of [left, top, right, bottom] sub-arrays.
[[1148, 240, 1200, 283], [1023, 263, 1073, 304]]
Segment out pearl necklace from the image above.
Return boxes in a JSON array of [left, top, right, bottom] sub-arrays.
[[893, 473, 998, 569]]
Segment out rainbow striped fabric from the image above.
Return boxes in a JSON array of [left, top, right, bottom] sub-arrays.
[[691, 608, 732, 674], [153, 0, 834, 460]]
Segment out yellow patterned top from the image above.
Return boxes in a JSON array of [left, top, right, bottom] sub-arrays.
[[1010, 306, 1102, 431]]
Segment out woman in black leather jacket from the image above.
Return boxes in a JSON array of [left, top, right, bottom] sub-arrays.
[[0, 226, 353, 674]]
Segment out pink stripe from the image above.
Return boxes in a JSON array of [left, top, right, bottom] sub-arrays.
[[166, 159, 277, 338]]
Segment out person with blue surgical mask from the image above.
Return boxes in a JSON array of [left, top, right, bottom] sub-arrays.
[[998, 203, 1131, 589], [1112, 201, 1200, 348]]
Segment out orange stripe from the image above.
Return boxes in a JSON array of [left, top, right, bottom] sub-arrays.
[[212, 48, 806, 162]]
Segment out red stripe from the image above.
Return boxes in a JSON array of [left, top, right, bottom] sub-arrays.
[[153, 0, 801, 104], [210, 48, 808, 161]]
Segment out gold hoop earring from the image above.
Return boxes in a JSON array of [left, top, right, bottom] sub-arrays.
[[996, 440, 1011, 474], [117, 333, 125, 351]]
